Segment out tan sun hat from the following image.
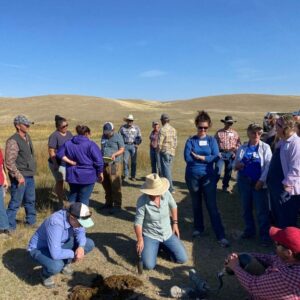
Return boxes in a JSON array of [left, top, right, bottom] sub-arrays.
[[124, 114, 134, 121], [140, 173, 170, 196]]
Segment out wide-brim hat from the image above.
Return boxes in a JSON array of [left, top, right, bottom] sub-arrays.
[[124, 114, 134, 121], [221, 115, 236, 124], [140, 173, 170, 196]]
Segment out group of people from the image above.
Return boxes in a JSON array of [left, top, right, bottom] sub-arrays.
[[1, 109, 300, 299]]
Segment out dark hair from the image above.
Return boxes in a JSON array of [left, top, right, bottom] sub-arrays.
[[55, 115, 67, 129], [76, 125, 91, 136], [195, 110, 212, 127]]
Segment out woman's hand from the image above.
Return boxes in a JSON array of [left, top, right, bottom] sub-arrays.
[[172, 224, 180, 238], [191, 151, 205, 161], [235, 162, 244, 171], [136, 238, 144, 255], [69, 160, 77, 166]]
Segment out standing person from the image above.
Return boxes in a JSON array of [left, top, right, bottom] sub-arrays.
[[158, 113, 177, 193], [5, 115, 36, 230], [0, 148, 9, 236], [233, 123, 272, 246], [100, 122, 125, 212], [149, 121, 161, 174], [56, 125, 104, 206], [184, 111, 229, 247], [267, 115, 300, 228], [134, 173, 187, 270], [119, 114, 142, 181], [48, 115, 73, 205], [28, 202, 95, 288], [262, 113, 280, 152], [215, 116, 241, 192]]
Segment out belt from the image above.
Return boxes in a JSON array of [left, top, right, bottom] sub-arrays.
[[125, 142, 134, 145]]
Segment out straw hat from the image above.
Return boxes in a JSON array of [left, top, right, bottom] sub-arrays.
[[124, 114, 134, 121], [140, 173, 170, 196]]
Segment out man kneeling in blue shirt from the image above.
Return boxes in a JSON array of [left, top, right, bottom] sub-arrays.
[[28, 203, 95, 288]]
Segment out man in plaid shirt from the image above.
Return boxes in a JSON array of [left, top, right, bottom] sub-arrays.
[[215, 115, 241, 192], [226, 226, 300, 300]]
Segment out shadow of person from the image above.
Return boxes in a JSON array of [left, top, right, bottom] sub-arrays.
[[88, 232, 136, 266], [2, 248, 41, 286]]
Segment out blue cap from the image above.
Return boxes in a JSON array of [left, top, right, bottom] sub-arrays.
[[103, 122, 114, 132]]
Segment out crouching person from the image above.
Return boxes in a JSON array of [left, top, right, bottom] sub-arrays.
[[225, 226, 300, 300], [27, 203, 95, 288], [134, 173, 187, 270]]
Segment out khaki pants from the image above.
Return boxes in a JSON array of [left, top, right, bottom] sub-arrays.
[[102, 162, 122, 207]]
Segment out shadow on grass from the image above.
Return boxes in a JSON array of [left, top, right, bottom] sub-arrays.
[[35, 186, 61, 212], [2, 248, 41, 286]]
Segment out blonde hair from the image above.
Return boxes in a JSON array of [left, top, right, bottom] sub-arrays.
[[279, 114, 295, 138]]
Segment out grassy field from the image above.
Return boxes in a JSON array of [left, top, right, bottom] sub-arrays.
[[0, 94, 299, 300]]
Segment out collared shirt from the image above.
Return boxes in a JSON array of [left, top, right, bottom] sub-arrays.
[[101, 132, 125, 163], [27, 210, 86, 260], [149, 130, 159, 149], [215, 128, 241, 152], [134, 191, 177, 242], [232, 253, 300, 300], [158, 123, 177, 156], [278, 133, 300, 195], [119, 124, 142, 144]]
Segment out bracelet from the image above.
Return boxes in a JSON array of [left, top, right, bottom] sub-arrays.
[[172, 220, 178, 224]]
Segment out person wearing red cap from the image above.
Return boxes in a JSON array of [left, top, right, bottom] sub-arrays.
[[226, 226, 300, 300]]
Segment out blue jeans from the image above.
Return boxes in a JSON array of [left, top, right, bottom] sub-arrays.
[[68, 183, 95, 206], [123, 144, 137, 178], [185, 173, 225, 240], [29, 237, 95, 278], [7, 176, 36, 230], [215, 152, 234, 189], [238, 175, 270, 240], [142, 234, 187, 270], [160, 152, 174, 192], [150, 147, 161, 174], [0, 186, 9, 230]]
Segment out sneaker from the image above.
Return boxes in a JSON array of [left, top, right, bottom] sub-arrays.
[[192, 230, 206, 238], [41, 275, 56, 289], [61, 264, 73, 276], [170, 285, 196, 298], [218, 238, 230, 248]]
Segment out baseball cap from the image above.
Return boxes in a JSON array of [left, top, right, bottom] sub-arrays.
[[292, 111, 300, 117], [13, 115, 34, 126], [160, 113, 170, 121], [68, 203, 94, 228], [270, 226, 300, 253], [103, 122, 114, 133]]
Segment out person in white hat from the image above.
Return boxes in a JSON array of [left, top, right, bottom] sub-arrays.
[[28, 202, 95, 288], [119, 114, 142, 181], [134, 173, 187, 270]]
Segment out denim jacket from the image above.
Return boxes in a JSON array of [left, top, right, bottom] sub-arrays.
[[233, 140, 272, 185]]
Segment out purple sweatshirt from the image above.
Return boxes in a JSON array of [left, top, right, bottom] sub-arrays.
[[279, 133, 300, 195], [57, 135, 104, 184]]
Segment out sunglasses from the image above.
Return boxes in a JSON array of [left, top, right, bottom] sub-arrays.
[[197, 126, 208, 130], [60, 124, 68, 129]]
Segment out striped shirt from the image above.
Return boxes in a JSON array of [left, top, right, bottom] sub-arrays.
[[158, 123, 177, 156]]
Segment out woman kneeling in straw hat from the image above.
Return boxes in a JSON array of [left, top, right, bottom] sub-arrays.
[[134, 174, 188, 270]]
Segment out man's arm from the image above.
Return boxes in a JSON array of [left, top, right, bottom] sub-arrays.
[[5, 139, 24, 182]]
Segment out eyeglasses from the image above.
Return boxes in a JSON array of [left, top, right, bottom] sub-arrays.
[[60, 124, 68, 129], [197, 126, 208, 130]]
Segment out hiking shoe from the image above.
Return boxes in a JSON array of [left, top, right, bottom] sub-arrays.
[[61, 264, 73, 276], [41, 275, 56, 289], [170, 285, 196, 298], [218, 238, 230, 248]]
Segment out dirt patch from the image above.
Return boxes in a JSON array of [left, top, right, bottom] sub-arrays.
[[69, 274, 143, 300]]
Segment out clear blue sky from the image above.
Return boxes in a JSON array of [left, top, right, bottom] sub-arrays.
[[0, 0, 300, 100]]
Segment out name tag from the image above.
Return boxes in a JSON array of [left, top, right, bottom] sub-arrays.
[[199, 140, 208, 146]]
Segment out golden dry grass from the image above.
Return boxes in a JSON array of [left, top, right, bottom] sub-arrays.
[[0, 94, 299, 300]]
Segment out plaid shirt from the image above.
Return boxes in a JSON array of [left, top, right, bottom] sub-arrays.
[[232, 253, 300, 300], [215, 128, 241, 152], [119, 124, 141, 144], [158, 123, 177, 156]]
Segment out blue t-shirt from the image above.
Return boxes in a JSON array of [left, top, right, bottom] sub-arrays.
[[240, 144, 261, 182], [184, 135, 219, 176]]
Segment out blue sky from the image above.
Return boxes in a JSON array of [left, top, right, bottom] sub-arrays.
[[0, 0, 300, 100]]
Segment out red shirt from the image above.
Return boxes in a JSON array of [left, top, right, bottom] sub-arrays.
[[0, 150, 4, 185]]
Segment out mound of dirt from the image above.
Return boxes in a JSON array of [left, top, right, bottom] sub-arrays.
[[69, 274, 143, 300]]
